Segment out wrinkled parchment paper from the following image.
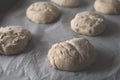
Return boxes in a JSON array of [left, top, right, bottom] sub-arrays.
[[0, 0, 120, 80]]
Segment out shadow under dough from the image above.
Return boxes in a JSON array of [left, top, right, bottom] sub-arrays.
[[0, 0, 18, 13], [100, 19, 120, 37], [86, 49, 115, 73], [79, 0, 89, 8]]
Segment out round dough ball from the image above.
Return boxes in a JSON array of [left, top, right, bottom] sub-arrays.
[[51, 0, 80, 8], [26, 2, 60, 24], [71, 11, 106, 36], [94, 0, 120, 15], [48, 38, 96, 71], [0, 26, 32, 55]]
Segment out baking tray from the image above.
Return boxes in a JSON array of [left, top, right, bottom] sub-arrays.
[[0, 0, 120, 80], [0, 0, 18, 13]]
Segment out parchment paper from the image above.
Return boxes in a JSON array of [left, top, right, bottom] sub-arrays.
[[0, 0, 120, 80]]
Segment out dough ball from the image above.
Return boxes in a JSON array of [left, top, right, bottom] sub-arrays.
[[94, 0, 120, 15], [71, 11, 106, 36], [26, 2, 60, 24], [0, 26, 32, 55], [51, 0, 80, 8], [48, 38, 96, 71]]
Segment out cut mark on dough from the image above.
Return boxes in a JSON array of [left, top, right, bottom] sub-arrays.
[[66, 42, 83, 64], [60, 43, 73, 58], [52, 56, 58, 69]]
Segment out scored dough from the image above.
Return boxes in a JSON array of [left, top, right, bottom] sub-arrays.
[[51, 0, 80, 8], [71, 11, 106, 36], [0, 26, 32, 55], [48, 38, 96, 71], [26, 2, 60, 24], [94, 0, 120, 14]]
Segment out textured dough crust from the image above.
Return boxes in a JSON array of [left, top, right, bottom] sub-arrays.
[[71, 11, 106, 36], [26, 2, 60, 23], [51, 0, 80, 8], [48, 38, 96, 71], [0, 26, 32, 55], [94, 0, 120, 14]]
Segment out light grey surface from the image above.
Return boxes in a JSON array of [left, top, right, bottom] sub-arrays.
[[0, 0, 120, 80]]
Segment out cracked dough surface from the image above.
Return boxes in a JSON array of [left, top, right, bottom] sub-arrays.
[[71, 11, 106, 36], [26, 2, 60, 24], [51, 0, 80, 8], [0, 26, 31, 55], [48, 38, 96, 72], [94, 0, 120, 14]]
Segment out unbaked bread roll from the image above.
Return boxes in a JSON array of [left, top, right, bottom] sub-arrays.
[[94, 0, 120, 14], [71, 11, 106, 36], [48, 38, 96, 71], [0, 26, 32, 55], [51, 0, 80, 8], [26, 2, 60, 24]]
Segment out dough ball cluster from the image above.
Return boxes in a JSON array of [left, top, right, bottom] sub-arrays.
[[71, 11, 106, 36], [0, 26, 31, 55], [51, 0, 80, 8], [26, 2, 60, 23], [48, 38, 96, 71], [94, 0, 120, 15]]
